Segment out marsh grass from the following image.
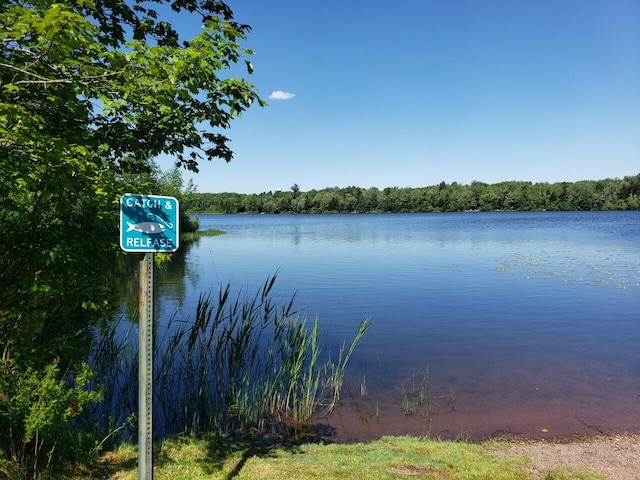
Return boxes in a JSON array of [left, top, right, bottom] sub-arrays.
[[181, 228, 224, 242], [87, 275, 370, 442], [400, 382, 411, 415], [399, 366, 432, 418], [323, 318, 371, 413], [447, 385, 457, 411], [359, 376, 367, 397]]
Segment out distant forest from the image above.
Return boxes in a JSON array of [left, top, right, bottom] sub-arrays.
[[184, 174, 640, 214]]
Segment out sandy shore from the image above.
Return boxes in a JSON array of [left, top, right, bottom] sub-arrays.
[[492, 432, 640, 479]]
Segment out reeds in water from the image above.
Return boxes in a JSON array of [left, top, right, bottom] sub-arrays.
[[88, 274, 370, 441]]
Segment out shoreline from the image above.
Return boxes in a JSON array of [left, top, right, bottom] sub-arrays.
[[495, 431, 640, 480]]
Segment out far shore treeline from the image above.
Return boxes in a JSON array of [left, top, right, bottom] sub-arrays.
[[186, 174, 640, 214]]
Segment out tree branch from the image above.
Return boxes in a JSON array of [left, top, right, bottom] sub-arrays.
[[0, 62, 71, 85]]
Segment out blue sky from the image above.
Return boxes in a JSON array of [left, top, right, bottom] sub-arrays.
[[161, 0, 640, 194]]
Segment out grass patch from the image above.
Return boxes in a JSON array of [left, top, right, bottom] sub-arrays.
[[181, 228, 224, 242], [539, 468, 605, 480], [67, 435, 541, 479]]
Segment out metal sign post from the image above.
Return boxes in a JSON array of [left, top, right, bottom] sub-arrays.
[[119, 194, 179, 480], [139, 252, 154, 480]]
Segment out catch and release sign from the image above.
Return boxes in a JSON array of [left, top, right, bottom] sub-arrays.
[[120, 194, 179, 252]]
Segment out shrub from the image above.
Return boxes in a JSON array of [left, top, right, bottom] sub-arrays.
[[0, 360, 102, 478]]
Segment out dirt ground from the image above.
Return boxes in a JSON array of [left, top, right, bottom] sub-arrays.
[[494, 432, 640, 479]]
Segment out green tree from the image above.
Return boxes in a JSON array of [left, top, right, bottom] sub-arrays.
[[154, 165, 201, 232], [568, 181, 596, 210], [1, 0, 262, 357], [361, 187, 382, 212], [1, 0, 262, 474]]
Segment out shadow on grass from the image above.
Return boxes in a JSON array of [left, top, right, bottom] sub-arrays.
[[197, 423, 339, 480], [65, 449, 138, 479]]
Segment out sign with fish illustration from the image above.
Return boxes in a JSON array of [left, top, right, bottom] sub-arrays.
[[120, 194, 180, 252]]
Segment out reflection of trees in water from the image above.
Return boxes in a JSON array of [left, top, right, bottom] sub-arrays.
[[114, 239, 200, 322]]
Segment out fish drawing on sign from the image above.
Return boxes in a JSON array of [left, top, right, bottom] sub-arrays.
[[126, 222, 166, 234]]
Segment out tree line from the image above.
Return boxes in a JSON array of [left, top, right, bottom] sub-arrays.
[[185, 175, 640, 214]]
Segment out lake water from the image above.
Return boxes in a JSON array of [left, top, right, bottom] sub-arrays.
[[131, 211, 640, 441]]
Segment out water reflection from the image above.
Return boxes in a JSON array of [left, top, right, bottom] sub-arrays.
[[108, 211, 640, 440], [117, 240, 201, 322]]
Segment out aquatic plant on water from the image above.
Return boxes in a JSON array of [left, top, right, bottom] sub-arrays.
[[88, 275, 370, 441]]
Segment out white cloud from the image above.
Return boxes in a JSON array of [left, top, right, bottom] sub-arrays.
[[269, 90, 295, 100]]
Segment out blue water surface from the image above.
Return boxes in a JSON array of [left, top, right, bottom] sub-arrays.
[[133, 211, 640, 438]]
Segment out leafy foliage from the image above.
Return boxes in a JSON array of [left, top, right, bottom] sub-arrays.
[[1, 0, 262, 475], [1, 0, 262, 362], [184, 175, 640, 214], [0, 360, 102, 478], [1, 0, 263, 171]]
